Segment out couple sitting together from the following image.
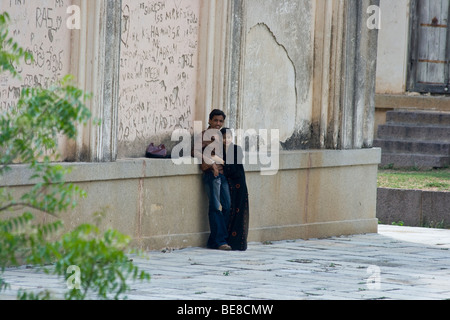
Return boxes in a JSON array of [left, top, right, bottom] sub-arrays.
[[192, 109, 249, 251]]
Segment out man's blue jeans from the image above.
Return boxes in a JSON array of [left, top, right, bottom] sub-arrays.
[[203, 171, 231, 249]]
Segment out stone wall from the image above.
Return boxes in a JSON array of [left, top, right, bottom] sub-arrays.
[[0, 1, 383, 248], [1, 0, 380, 158], [377, 188, 450, 228], [0, 0, 75, 159], [0, 0, 74, 112], [118, 0, 201, 158], [1, 149, 381, 250], [240, 0, 314, 144], [226, 0, 380, 151]]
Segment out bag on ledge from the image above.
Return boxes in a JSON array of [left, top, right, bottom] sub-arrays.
[[145, 143, 170, 159]]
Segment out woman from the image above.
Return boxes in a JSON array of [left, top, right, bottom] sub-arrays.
[[220, 128, 249, 251]]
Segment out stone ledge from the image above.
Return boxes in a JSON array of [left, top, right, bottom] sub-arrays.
[[0, 148, 382, 186], [377, 188, 450, 228], [376, 93, 450, 112], [0, 149, 381, 250]]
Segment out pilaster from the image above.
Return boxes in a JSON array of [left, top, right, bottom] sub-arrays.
[[71, 0, 121, 162]]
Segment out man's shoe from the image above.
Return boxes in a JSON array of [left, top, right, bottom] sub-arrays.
[[218, 244, 232, 251]]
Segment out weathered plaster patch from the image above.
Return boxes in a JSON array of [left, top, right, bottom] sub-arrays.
[[241, 23, 297, 143], [280, 123, 313, 150]]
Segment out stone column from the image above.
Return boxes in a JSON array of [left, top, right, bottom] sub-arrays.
[[72, 0, 121, 162], [226, 0, 246, 130], [313, 0, 380, 150], [196, 0, 233, 125], [340, 0, 380, 149]]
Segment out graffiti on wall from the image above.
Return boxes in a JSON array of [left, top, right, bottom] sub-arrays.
[[118, 0, 200, 151], [0, 0, 73, 113]]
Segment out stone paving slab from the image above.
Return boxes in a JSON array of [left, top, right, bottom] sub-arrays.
[[0, 225, 449, 300]]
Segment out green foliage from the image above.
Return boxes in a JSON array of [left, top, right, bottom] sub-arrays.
[[0, 11, 150, 299], [0, 77, 92, 168], [0, 12, 32, 78], [18, 289, 53, 300], [24, 224, 150, 300]]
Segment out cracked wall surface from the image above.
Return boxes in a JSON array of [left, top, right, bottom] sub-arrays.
[[242, 23, 297, 142], [241, 0, 314, 146], [238, 0, 378, 150]]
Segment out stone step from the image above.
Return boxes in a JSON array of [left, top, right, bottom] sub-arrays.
[[386, 110, 450, 126], [377, 124, 450, 142], [380, 153, 450, 169], [373, 139, 450, 156]]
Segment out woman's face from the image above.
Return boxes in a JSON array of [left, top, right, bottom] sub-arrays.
[[223, 133, 233, 147]]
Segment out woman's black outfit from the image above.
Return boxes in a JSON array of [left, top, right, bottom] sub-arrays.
[[223, 143, 249, 251]]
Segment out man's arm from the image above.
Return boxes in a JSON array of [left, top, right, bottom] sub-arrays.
[[192, 130, 219, 175]]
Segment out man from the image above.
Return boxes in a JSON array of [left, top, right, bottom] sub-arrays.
[[192, 109, 232, 251]]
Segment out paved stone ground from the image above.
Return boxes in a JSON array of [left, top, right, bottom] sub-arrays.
[[1, 225, 449, 300]]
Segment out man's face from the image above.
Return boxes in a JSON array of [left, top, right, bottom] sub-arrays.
[[208, 115, 225, 130]]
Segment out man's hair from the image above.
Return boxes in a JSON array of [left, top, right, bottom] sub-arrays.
[[209, 109, 226, 120]]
